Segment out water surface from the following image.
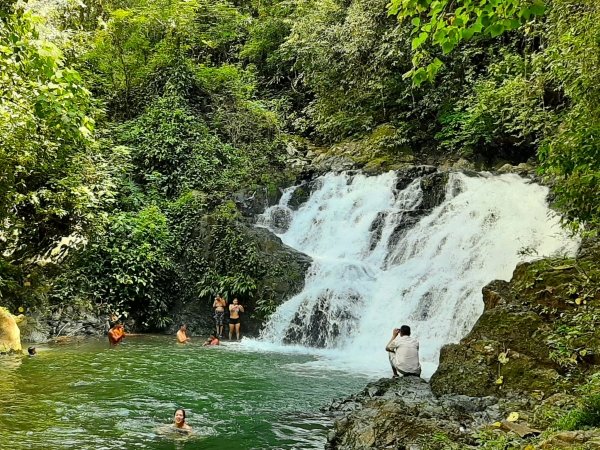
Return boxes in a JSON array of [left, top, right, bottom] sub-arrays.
[[0, 336, 369, 449]]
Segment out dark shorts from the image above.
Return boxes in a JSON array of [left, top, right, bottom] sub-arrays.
[[399, 368, 421, 377], [214, 311, 225, 325], [229, 317, 240, 325]]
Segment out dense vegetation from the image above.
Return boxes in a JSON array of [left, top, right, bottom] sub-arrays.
[[1, 0, 598, 329]]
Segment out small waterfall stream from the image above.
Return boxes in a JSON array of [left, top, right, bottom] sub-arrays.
[[254, 171, 578, 378]]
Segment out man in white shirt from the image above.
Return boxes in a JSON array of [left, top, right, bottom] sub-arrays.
[[386, 325, 421, 378]]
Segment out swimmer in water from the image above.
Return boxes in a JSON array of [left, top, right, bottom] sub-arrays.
[[203, 333, 220, 346], [173, 408, 192, 432]]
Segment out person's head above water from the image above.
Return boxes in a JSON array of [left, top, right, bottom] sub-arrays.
[[27, 346, 36, 356], [173, 408, 189, 429], [399, 325, 411, 336]]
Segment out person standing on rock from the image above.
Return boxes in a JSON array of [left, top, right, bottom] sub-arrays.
[[228, 298, 244, 340], [386, 325, 421, 378], [212, 294, 227, 338]]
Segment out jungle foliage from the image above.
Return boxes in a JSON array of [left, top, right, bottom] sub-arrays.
[[1, 0, 599, 327]]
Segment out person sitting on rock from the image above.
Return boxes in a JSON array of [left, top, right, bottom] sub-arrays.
[[108, 323, 126, 346], [386, 325, 421, 378]]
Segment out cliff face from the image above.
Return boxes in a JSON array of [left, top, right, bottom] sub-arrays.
[[326, 237, 600, 449]]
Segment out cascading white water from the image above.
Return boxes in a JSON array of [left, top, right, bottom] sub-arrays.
[[252, 171, 578, 378]]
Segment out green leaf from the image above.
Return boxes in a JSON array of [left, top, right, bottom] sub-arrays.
[[441, 41, 455, 54], [412, 31, 429, 50], [488, 23, 504, 37], [462, 27, 476, 40], [530, 0, 546, 16]]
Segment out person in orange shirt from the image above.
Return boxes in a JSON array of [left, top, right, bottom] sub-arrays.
[[108, 323, 126, 346]]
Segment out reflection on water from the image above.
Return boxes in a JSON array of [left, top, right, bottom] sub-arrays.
[[0, 336, 369, 450]]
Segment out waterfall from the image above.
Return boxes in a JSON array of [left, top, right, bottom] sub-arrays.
[[254, 171, 578, 378]]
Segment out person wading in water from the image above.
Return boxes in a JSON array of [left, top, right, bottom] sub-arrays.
[[108, 323, 126, 346], [176, 324, 191, 343]]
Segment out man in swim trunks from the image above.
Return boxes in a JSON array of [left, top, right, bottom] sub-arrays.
[[212, 294, 227, 338], [228, 298, 244, 340], [108, 323, 126, 346], [176, 324, 190, 343]]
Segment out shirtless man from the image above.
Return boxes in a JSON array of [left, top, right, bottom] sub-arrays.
[[212, 294, 227, 338], [176, 324, 190, 343], [228, 298, 244, 340], [108, 323, 126, 346]]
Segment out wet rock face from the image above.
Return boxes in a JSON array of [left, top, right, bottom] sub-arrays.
[[11, 307, 107, 345], [379, 169, 449, 258], [394, 165, 438, 191], [325, 377, 501, 450], [283, 292, 361, 347], [419, 172, 449, 211], [266, 206, 293, 234], [287, 184, 312, 210]]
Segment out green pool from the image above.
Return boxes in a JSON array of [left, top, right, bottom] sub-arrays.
[[0, 335, 369, 449]]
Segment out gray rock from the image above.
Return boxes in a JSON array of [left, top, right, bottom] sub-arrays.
[[326, 377, 501, 449]]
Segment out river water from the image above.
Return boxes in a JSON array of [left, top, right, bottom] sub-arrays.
[[0, 336, 369, 450]]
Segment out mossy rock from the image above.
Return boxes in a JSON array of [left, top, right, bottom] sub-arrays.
[[310, 124, 416, 175], [431, 343, 497, 397]]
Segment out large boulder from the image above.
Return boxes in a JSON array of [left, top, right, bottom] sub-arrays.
[[0, 307, 22, 353]]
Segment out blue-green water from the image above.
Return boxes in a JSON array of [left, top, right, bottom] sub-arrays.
[[0, 336, 369, 449]]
